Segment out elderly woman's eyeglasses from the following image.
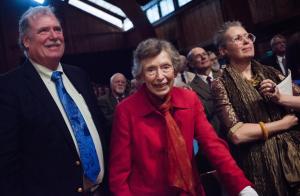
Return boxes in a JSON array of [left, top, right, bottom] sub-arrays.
[[230, 33, 256, 45], [144, 64, 173, 77]]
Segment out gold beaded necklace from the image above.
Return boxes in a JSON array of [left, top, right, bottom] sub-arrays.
[[245, 74, 260, 87]]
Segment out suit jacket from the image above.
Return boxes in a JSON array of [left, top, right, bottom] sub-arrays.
[[97, 93, 119, 142], [260, 54, 288, 76], [0, 60, 108, 196], [109, 85, 252, 196], [189, 72, 221, 134]]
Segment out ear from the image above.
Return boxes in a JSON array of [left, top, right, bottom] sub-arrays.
[[23, 35, 30, 49]]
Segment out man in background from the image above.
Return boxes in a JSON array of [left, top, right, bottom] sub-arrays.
[[187, 47, 221, 134], [98, 73, 127, 141], [0, 6, 107, 196], [187, 47, 223, 195], [260, 34, 288, 75]]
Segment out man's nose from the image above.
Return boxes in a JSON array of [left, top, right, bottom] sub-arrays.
[[49, 29, 59, 39]]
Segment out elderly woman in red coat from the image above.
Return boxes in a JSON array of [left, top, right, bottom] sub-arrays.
[[109, 38, 258, 196]]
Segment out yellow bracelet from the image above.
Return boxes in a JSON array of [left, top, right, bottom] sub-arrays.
[[259, 122, 269, 140]]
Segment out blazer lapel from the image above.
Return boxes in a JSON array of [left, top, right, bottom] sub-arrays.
[[23, 60, 79, 159], [190, 75, 211, 99]]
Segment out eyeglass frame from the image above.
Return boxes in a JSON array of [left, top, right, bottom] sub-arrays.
[[143, 64, 174, 77], [228, 33, 256, 45]]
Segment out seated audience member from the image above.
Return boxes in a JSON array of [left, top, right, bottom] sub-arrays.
[[98, 73, 127, 139], [92, 82, 101, 99], [129, 78, 142, 95], [109, 38, 258, 196], [260, 34, 288, 75], [212, 21, 300, 195], [286, 32, 300, 83], [208, 51, 221, 71], [173, 54, 195, 87], [98, 84, 107, 96], [187, 47, 222, 135], [187, 47, 223, 195]]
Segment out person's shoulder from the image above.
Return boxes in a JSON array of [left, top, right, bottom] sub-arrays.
[[259, 53, 277, 65], [1, 63, 24, 77], [0, 64, 25, 88], [172, 86, 198, 100], [62, 63, 85, 74], [116, 89, 148, 113], [98, 93, 110, 102], [119, 91, 139, 106]]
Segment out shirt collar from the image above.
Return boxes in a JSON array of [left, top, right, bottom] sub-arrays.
[[30, 59, 63, 79], [197, 70, 213, 81]]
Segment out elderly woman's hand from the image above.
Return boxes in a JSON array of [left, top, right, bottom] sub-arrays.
[[259, 79, 281, 102]]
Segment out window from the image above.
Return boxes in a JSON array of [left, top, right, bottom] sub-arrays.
[[123, 18, 134, 31], [68, 0, 134, 31], [178, 0, 192, 7], [87, 0, 126, 18], [33, 0, 45, 4], [160, 0, 174, 17], [143, 0, 193, 24], [146, 5, 160, 23], [69, 0, 123, 28]]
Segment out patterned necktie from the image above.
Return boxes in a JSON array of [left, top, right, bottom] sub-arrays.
[[206, 76, 212, 87], [51, 71, 100, 183]]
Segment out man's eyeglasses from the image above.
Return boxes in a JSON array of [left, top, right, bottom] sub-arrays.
[[230, 33, 256, 45]]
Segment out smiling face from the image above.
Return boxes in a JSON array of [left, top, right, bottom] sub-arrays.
[[140, 50, 175, 99], [111, 73, 127, 96], [220, 26, 255, 63], [23, 13, 65, 70]]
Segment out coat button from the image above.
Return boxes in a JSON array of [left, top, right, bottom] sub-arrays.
[[75, 161, 80, 166], [77, 187, 83, 193]]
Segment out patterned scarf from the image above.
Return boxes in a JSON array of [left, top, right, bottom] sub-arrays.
[[222, 61, 300, 196], [223, 60, 285, 123], [145, 87, 196, 196]]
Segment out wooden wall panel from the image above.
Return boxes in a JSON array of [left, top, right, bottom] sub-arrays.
[[0, 0, 127, 73], [155, 0, 224, 51], [248, 0, 300, 24], [57, 3, 125, 54], [180, 0, 223, 48], [0, 1, 27, 72], [153, 0, 299, 57]]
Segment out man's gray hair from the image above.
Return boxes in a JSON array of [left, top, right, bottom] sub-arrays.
[[132, 38, 181, 79], [270, 34, 286, 48], [18, 6, 58, 55], [110, 73, 126, 86], [214, 21, 243, 49]]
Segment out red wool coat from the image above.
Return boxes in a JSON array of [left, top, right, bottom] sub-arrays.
[[109, 86, 251, 196]]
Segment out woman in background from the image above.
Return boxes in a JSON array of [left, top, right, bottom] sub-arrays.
[[212, 21, 300, 195]]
